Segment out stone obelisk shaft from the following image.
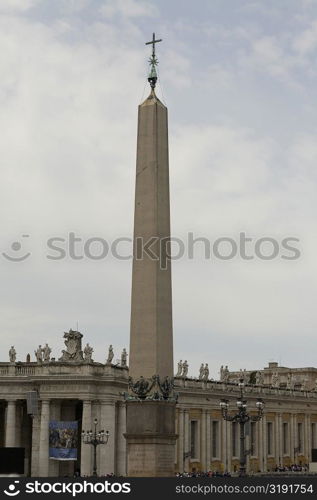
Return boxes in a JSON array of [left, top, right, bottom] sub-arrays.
[[129, 90, 173, 381]]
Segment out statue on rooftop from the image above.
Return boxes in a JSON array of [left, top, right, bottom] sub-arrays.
[[271, 371, 279, 388], [59, 329, 84, 362], [35, 345, 43, 363], [121, 348, 128, 367], [182, 360, 188, 378], [43, 343, 51, 363], [223, 365, 229, 383], [9, 346, 16, 363], [106, 344, 114, 365], [176, 360, 183, 377], [203, 363, 209, 381], [84, 343, 93, 363]]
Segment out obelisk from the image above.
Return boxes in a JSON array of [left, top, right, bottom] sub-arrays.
[[129, 34, 173, 382], [125, 33, 177, 477]]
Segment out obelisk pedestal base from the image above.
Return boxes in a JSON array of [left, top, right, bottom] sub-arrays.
[[125, 400, 177, 477]]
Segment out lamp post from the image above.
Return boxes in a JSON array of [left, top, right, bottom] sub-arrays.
[[220, 379, 264, 476], [82, 417, 110, 476]]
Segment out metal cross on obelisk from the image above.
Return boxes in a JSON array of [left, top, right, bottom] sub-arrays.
[[145, 32, 162, 89]]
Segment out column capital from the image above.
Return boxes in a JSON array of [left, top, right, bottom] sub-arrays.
[[82, 399, 92, 404], [99, 399, 116, 406]]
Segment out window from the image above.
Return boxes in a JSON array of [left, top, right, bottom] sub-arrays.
[[297, 423, 303, 453], [211, 421, 219, 458], [232, 422, 238, 457], [283, 423, 289, 455], [190, 420, 198, 459], [267, 422, 273, 455], [250, 422, 257, 456]]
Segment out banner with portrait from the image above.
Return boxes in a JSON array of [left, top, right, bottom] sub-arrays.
[[49, 421, 78, 460]]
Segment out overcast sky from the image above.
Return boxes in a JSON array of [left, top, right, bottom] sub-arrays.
[[0, 0, 316, 379]]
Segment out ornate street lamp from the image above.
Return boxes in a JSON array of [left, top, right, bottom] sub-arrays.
[[82, 417, 110, 476], [220, 379, 264, 476]]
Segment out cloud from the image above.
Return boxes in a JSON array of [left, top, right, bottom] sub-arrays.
[[0, 0, 40, 14], [293, 20, 317, 54], [0, 0, 316, 379], [100, 0, 158, 19]]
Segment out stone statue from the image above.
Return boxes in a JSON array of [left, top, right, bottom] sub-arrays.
[[223, 365, 229, 383], [199, 363, 204, 380], [9, 346, 16, 363], [302, 377, 309, 391], [121, 348, 127, 367], [255, 371, 264, 385], [176, 360, 183, 377], [106, 344, 114, 365], [220, 365, 224, 381], [203, 363, 209, 381], [26, 353, 31, 363], [84, 343, 93, 363], [35, 345, 43, 363], [240, 368, 249, 384], [59, 329, 84, 362], [42, 343, 51, 363], [286, 372, 292, 390], [271, 371, 279, 388], [182, 360, 188, 378]]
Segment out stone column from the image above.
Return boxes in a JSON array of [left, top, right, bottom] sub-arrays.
[[290, 413, 295, 462], [206, 413, 211, 471], [178, 409, 184, 472], [258, 415, 263, 472], [307, 415, 312, 463], [226, 421, 232, 473], [184, 409, 189, 472], [116, 402, 126, 476], [99, 400, 116, 475], [200, 410, 207, 471], [279, 413, 283, 467], [49, 400, 61, 477], [275, 413, 280, 466], [31, 415, 40, 476], [221, 418, 227, 472], [304, 414, 310, 463], [38, 400, 50, 477], [294, 414, 298, 462], [81, 400, 92, 476], [245, 422, 250, 474], [5, 400, 16, 447], [262, 415, 267, 472]]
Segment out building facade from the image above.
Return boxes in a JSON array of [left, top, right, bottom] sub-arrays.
[[1, 333, 317, 476]]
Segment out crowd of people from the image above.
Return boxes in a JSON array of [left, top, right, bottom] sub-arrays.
[[176, 471, 231, 477], [273, 463, 309, 473], [175, 463, 310, 477]]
